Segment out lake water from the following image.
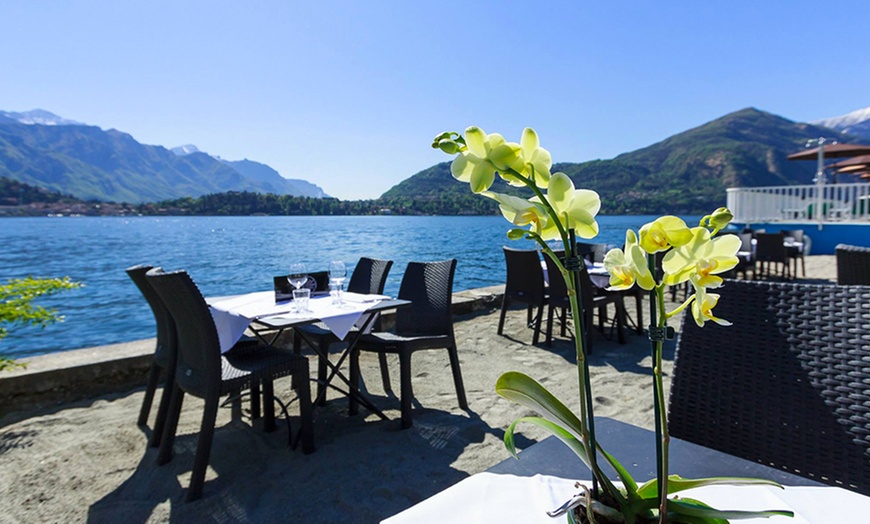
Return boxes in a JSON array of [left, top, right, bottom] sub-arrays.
[[0, 215, 699, 358]]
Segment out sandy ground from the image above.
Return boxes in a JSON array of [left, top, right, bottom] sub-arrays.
[[0, 256, 837, 523]]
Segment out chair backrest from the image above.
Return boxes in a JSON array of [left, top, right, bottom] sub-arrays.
[[739, 232, 753, 254], [780, 229, 804, 243], [669, 279, 870, 495], [576, 242, 609, 263], [145, 268, 222, 399], [347, 257, 393, 295], [395, 259, 456, 337], [502, 247, 545, 305], [543, 251, 594, 311], [126, 264, 176, 369], [753, 232, 786, 263], [836, 244, 870, 285]]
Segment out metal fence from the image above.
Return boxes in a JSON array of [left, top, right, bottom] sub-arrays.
[[727, 182, 870, 223]]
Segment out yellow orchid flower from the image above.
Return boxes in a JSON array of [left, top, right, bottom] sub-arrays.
[[450, 126, 505, 193], [662, 227, 741, 287], [638, 216, 693, 253], [488, 127, 553, 188], [603, 230, 655, 290], [481, 191, 549, 236], [690, 284, 731, 327], [537, 172, 600, 240]]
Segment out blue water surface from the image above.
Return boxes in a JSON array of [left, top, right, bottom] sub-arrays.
[[0, 215, 699, 357]]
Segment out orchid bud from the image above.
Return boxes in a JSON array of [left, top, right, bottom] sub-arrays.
[[709, 207, 733, 230]]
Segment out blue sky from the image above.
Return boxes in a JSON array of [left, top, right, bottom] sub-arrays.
[[2, 1, 868, 200]]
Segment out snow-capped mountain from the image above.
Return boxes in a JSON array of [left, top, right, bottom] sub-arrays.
[[813, 106, 870, 141], [170, 144, 202, 156], [0, 109, 83, 126]]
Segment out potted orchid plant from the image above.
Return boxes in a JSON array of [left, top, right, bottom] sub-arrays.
[[432, 127, 793, 523]]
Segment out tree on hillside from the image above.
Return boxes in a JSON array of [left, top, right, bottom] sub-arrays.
[[0, 276, 81, 371]]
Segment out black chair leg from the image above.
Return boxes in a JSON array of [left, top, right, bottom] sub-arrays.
[[634, 293, 644, 335], [149, 365, 175, 448], [296, 367, 315, 454], [316, 339, 331, 406], [250, 383, 261, 420], [560, 307, 567, 337], [378, 353, 392, 393], [545, 305, 555, 346], [348, 349, 360, 416], [156, 384, 184, 466], [399, 351, 413, 429], [497, 297, 509, 335], [138, 363, 161, 426], [186, 395, 220, 502], [446, 345, 468, 410], [262, 380, 276, 432], [531, 305, 543, 345]]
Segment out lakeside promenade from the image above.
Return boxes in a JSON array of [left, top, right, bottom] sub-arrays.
[[0, 256, 838, 523]]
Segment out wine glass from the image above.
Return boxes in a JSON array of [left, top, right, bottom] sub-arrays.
[[328, 260, 347, 305], [288, 262, 308, 290]]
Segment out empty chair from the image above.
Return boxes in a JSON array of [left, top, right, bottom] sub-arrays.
[[753, 232, 789, 279], [498, 247, 546, 345], [669, 279, 870, 495], [733, 232, 755, 279], [542, 252, 626, 352], [836, 244, 870, 285], [293, 257, 393, 404], [145, 268, 313, 501], [126, 264, 177, 448], [350, 259, 467, 429], [576, 242, 609, 263], [780, 229, 806, 277]]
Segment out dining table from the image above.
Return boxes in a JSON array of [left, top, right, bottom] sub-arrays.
[[207, 290, 410, 420], [383, 417, 870, 522]]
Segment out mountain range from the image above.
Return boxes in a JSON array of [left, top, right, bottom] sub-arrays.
[[0, 110, 327, 203], [1, 105, 869, 213], [812, 106, 870, 141], [383, 107, 869, 214]]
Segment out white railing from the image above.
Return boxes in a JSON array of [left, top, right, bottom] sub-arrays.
[[727, 182, 870, 223]]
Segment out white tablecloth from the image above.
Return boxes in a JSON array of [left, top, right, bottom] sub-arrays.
[[209, 291, 385, 353], [383, 472, 870, 523]]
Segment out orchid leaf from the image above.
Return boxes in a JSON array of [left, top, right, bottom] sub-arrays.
[[504, 416, 591, 470], [636, 475, 785, 499], [495, 371, 584, 439], [596, 444, 639, 499], [668, 498, 794, 520]]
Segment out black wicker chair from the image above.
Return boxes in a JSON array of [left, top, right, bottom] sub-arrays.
[[126, 265, 177, 448], [350, 259, 467, 429], [669, 279, 870, 495], [780, 229, 806, 277], [498, 247, 546, 344], [575, 242, 610, 263], [293, 257, 393, 405], [836, 244, 870, 285], [753, 232, 790, 279], [145, 268, 314, 502], [734, 232, 756, 280], [542, 251, 626, 351]]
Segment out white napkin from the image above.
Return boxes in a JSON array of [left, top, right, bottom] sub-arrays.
[[342, 292, 391, 303], [209, 291, 295, 353]]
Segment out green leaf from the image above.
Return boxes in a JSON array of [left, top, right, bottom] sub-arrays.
[[636, 475, 785, 499], [505, 416, 590, 468], [495, 372, 584, 439], [669, 498, 794, 520], [597, 444, 640, 500]]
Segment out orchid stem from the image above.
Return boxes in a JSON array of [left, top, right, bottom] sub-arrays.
[[647, 254, 664, 518]]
